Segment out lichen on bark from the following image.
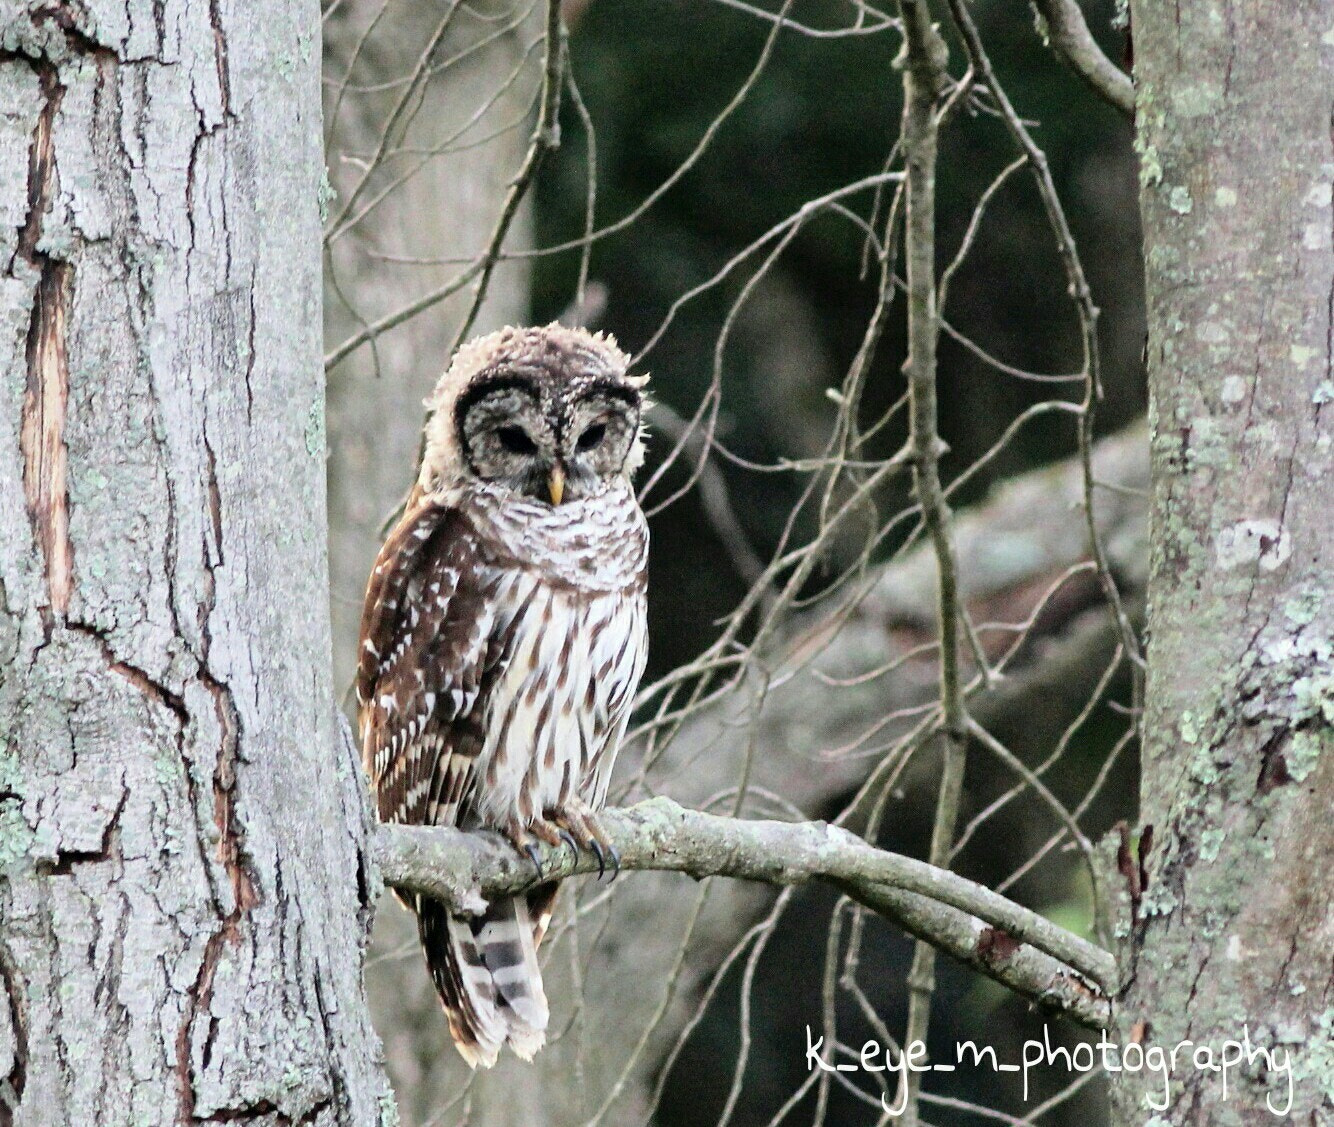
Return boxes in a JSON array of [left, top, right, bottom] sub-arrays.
[[1115, 1, 1334, 1121], [0, 3, 391, 1123]]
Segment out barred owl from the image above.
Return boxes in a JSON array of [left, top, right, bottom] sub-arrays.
[[356, 324, 650, 1068]]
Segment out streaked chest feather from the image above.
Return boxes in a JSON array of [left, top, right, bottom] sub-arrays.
[[460, 480, 648, 826], [362, 480, 649, 833], [459, 479, 648, 592], [469, 570, 647, 826]]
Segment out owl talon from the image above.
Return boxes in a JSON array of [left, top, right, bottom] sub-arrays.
[[587, 839, 606, 881], [524, 843, 544, 880], [580, 811, 618, 880], [550, 806, 615, 878], [558, 829, 580, 856]]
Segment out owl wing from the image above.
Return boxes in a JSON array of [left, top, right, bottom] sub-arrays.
[[357, 500, 554, 1066], [356, 500, 497, 828]]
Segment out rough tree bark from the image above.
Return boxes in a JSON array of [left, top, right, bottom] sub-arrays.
[[1112, 2, 1334, 1122], [0, 3, 390, 1123]]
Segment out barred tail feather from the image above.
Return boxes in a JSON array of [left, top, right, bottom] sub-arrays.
[[418, 898, 507, 1068], [417, 893, 551, 1069]]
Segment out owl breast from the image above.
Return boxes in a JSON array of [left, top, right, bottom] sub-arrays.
[[460, 478, 648, 829]]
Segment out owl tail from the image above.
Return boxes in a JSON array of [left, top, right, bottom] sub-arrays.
[[417, 885, 558, 1068]]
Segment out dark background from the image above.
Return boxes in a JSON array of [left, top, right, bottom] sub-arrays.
[[532, 3, 1142, 1122]]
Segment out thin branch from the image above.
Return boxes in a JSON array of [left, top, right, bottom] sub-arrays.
[[937, 154, 1027, 315], [326, 0, 802, 373], [1030, 0, 1134, 118], [895, 2, 968, 1119], [944, 0, 1144, 690], [371, 797, 1116, 1028], [650, 403, 767, 589], [324, 258, 484, 373], [324, 0, 563, 372], [325, 2, 467, 237], [710, 0, 899, 38]]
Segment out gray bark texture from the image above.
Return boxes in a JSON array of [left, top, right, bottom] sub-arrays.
[[1113, 1, 1334, 1122], [0, 3, 391, 1124]]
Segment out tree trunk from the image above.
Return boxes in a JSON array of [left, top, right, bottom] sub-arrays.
[[1113, 2, 1334, 1121], [0, 3, 389, 1123]]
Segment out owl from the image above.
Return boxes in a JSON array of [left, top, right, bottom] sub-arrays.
[[356, 324, 650, 1068]]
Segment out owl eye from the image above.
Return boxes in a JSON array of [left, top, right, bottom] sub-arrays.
[[496, 426, 537, 454], [576, 422, 606, 451]]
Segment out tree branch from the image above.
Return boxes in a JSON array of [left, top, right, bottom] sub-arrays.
[[371, 797, 1115, 1030], [1031, 0, 1135, 118], [896, 0, 965, 1113]]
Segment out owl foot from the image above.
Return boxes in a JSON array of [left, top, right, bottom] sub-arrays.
[[550, 805, 620, 882], [501, 816, 565, 881]]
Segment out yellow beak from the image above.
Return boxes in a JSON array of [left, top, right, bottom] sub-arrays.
[[547, 465, 566, 506]]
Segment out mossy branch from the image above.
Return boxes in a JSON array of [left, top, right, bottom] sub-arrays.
[[372, 796, 1115, 1031]]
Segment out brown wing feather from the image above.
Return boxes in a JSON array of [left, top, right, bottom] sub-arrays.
[[356, 497, 558, 1067], [355, 500, 443, 713], [357, 502, 495, 828]]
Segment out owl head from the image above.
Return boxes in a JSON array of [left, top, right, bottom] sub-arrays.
[[419, 324, 649, 505]]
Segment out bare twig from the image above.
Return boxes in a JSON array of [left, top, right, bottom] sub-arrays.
[[710, 0, 899, 38], [650, 403, 767, 589], [446, 0, 565, 358], [894, 3, 969, 1119], [326, 2, 468, 237], [324, 0, 563, 372], [944, 0, 1144, 695]]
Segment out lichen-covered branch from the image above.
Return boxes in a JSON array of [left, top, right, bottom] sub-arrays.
[[372, 797, 1116, 1029]]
